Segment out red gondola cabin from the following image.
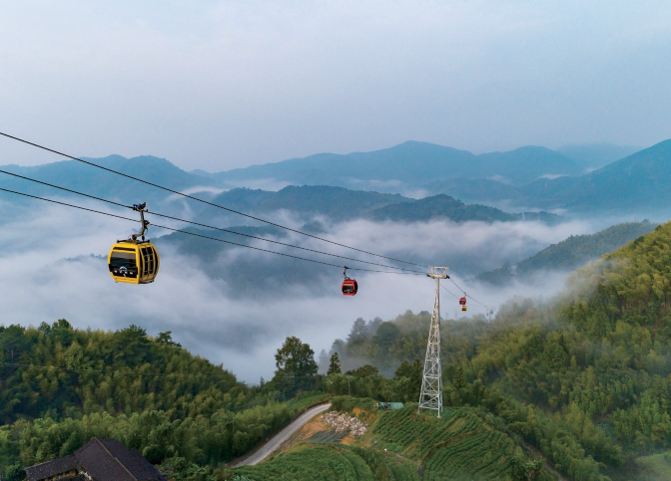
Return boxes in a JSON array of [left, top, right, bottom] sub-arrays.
[[459, 297, 467, 305], [342, 279, 358, 296]]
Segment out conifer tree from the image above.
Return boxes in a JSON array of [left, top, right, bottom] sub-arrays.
[[327, 352, 342, 375]]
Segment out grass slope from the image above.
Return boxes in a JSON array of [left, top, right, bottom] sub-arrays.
[[635, 452, 671, 481]]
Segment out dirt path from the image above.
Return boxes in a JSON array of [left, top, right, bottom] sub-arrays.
[[233, 402, 332, 467]]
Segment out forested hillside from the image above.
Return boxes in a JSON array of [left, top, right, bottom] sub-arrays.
[[477, 220, 657, 284], [0, 322, 326, 479], [321, 221, 671, 480]]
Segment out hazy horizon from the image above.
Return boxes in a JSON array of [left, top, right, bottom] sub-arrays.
[[0, 137, 648, 173], [1, 1, 669, 171]]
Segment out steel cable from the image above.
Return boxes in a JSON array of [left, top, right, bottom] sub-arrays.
[[0, 131, 431, 268]]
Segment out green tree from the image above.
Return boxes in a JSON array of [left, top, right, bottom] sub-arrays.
[[0, 325, 29, 365], [347, 319, 368, 343], [327, 353, 342, 375], [156, 331, 181, 347], [372, 322, 400, 361], [273, 337, 318, 396], [453, 366, 466, 389], [349, 365, 378, 378], [510, 456, 544, 480]]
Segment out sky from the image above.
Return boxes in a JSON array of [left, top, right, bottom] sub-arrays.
[[1, 1, 670, 171]]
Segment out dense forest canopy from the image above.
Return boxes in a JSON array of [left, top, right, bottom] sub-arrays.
[[0, 321, 325, 479], [317, 222, 671, 480]]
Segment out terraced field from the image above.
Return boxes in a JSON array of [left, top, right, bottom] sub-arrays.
[[232, 399, 537, 480], [374, 405, 518, 480], [305, 429, 347, 444], [232, 444, 420, 480]]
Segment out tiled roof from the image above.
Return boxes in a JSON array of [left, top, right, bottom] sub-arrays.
[[24, 454, 77, 481], [24, 437, 167, 481], [75, 438, 167, 481]]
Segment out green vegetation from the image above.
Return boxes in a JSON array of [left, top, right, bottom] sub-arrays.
[[0, 322, 326, 479], [324, 222, 671, 479], [233, 443, 420, 481], [634, 452, 671, 481], [0, 322, 247, 425], [374, 405, 521, 480], [328, 352, 342, 375], [273, 336, 319, 397], [477, 220, 657, 284], [232, 398, 546, 481]]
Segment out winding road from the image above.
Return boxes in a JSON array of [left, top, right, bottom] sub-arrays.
[[234, 402, 332, 467]]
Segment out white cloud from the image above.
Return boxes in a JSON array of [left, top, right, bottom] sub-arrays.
[[0, 196, 604, 382]]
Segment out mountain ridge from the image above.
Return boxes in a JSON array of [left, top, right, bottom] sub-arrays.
[[212, 141, 583, 187], [475, 220, 658, 284]]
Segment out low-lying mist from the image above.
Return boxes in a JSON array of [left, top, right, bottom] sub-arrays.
[[0, 196, 603, 382]]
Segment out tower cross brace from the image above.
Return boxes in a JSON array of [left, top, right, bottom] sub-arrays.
[[418, 266, 449, 417]]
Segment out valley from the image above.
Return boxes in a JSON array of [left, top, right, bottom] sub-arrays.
[[2, 139, 671, 481], [3, 4, 669, 480]]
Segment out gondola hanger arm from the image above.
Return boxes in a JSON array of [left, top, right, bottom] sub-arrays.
[[131, 202, 149, 241]]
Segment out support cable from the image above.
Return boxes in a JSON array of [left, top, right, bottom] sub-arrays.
[[0, 187, 425, 275], [448, 277, 488, 307], [0, 169, 424, 273], [440, 284, 461, 300], [0, 132, 430, 268]]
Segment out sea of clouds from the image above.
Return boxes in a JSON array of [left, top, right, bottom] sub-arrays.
[[0, 195, 602, 382]]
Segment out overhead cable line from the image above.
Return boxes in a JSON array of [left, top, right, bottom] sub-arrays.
[[447, 277, 488, 307], [0, 169, 424, 274], [0, 187, 425, 276], [440, 284, 461, 300], [0, 131, 430, 269], [442, 284, 492, 316]]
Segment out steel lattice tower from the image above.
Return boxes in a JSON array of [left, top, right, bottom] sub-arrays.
[[418, 267, 449, 417]]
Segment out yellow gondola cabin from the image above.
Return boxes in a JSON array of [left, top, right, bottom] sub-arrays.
[[108, 241, 160, 284], [108, 202, 160, 284]]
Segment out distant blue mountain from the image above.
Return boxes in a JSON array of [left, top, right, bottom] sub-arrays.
[[2, 138, 667, 221], [191, 185, 408, 223], [213, 141, 582, 188], [520, 139, 671, 214], [423, 178, 526, 204], [423, 139, 671, 217], [0, 155, 220, 207], [370, 194, 562, 224], [557, 143, 641, 170]]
